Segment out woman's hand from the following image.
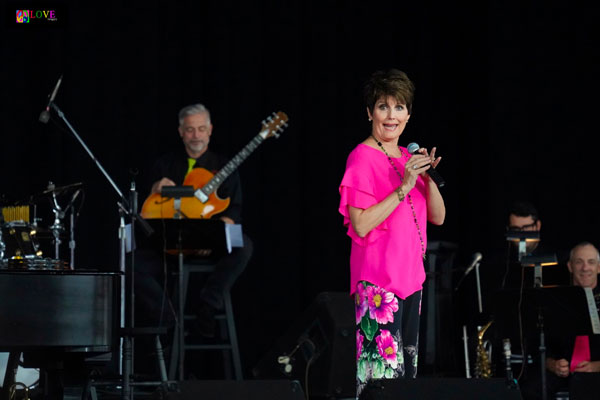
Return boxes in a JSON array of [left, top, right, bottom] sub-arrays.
[[428, 146, 442, 169], [406, 146, 445, 225], [403, 146, 442, 191]]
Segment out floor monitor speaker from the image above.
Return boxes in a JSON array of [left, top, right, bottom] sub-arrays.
[[252, 292, 355, 399], [162, 379, 305, 400]]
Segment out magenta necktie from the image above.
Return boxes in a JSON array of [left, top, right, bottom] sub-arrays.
[[570, 335, 591, 373]]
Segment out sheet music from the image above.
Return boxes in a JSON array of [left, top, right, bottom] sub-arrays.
[[583, 287, 600, 334], [225, 224, 244, 253]]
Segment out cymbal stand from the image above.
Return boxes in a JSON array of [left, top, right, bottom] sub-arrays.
[[47, 182, 81, 268], [49, 182, 65, 261], [64, 189, 81, 269]]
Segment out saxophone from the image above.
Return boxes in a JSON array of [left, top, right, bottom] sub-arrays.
[[474, 320, 493, 378]]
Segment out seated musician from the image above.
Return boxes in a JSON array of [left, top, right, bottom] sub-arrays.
[[457, 201, 568, 381], [530, 241, 600, 400], [485, 200, 553, 291], [136, 103, 253, 339]]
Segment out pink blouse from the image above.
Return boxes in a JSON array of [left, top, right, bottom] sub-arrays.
[[339, 143, 428, 300]]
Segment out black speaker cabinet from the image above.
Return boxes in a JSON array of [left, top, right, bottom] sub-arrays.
[[252, 292, 356, 399], [360, 378, 522, 400], [163, 379, 305, 400]]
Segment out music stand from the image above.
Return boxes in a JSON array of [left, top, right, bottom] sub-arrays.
[[505, 231, 540, 261], [521, 254, 558, 288], [494, 286, 599, 400], [530, 286, 600, 400], [160, 186, 195, 219], [146, 218, 227, 380], [527, 286, 599, 336]]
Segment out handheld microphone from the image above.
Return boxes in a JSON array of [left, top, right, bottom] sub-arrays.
[[39, 74, 63, 123], [463, 252, 483, 276], [407, 142, 446, 187]]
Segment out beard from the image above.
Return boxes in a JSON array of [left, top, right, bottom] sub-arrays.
[[186, 140, 207, 153]]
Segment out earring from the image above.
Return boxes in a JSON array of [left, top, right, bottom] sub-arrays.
[[368, 118, 372, 121]]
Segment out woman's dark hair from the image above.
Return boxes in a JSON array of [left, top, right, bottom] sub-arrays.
[[364, 69, 415, 114]]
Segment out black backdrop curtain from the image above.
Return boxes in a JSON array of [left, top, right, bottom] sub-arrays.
[[1, 0, 598, 376]]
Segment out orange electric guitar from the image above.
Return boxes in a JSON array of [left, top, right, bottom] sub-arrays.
[[140, 111, 288, 219]]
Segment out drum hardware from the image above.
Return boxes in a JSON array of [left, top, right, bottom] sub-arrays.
[[46, 181, 82, 269], [0, 183, 81, 270], [41, 182, 82, 197], [48, 181, 65, 261], [1, 221, 43, 261], [5, 257, 68, 270], [0, 219, 67, 270]]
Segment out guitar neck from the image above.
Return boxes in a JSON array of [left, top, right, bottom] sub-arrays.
[[200, 133, 265, 196]]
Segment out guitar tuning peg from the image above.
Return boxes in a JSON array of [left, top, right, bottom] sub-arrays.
[[273, 132, 280, 138]]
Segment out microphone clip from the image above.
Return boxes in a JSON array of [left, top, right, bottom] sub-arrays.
[[39, 74, 63, 124]]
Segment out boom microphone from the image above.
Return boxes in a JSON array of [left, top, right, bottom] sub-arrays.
[[39, 74, 63, 123], [454, 251, 483, 291], [463, 252, 483, 276], [407, 142, 446, 187]]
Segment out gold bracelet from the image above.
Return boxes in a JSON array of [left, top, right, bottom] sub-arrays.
[[396, 186, 405, 202]]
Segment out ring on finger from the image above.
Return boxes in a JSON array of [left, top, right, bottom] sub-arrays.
[[413, 164, 418, 170]]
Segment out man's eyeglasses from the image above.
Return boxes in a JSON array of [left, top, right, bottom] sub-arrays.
[[507, 221, 539, 232]]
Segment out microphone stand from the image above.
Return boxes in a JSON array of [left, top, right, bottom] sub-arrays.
[[473, 261, 483, 314], [48, 102, 153, 400]]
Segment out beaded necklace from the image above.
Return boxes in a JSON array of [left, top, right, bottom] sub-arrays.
[[371, 135, 426, 259]]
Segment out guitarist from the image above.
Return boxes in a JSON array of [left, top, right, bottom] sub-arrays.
[[136, 103, 253, 341]]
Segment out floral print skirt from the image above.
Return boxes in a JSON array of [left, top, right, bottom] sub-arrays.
[[355, 281, 422, 398]]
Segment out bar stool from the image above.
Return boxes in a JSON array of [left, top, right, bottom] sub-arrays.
[[169, 259, 243, 381]]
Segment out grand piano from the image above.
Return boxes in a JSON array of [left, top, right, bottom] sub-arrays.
[[0, 268, 121, 399]]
